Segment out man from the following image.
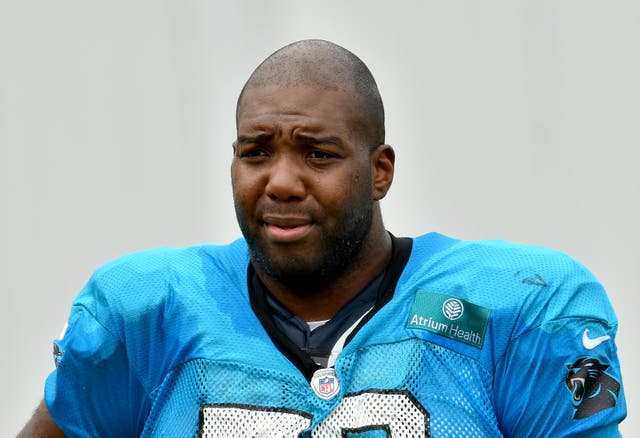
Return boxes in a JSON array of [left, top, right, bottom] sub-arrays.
[[21, 40, 625, 437]]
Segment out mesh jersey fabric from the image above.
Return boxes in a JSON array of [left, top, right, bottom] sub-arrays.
[[44, 233, 626, 437]]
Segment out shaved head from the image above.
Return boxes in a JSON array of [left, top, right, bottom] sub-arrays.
[[237, 40, 385, 148]]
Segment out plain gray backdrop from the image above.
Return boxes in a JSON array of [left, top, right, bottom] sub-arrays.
[[2, 1, 638, 436]]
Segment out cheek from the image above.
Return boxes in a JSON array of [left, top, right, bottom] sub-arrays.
[[345, 164, 372, 196], [232, 187, 257, 217], [323, 170, 369, 211], [231, 167, 263, 205]]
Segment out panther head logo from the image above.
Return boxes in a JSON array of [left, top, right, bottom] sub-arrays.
[[565, 357, 620, 419]]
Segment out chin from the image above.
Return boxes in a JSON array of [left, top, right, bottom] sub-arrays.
[[252, 249, 333, 285]]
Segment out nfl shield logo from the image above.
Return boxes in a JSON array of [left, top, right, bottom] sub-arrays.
[[319, 376, 334, 395], [311, 368, 340, 399]]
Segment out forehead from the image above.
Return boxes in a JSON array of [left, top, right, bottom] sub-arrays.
[[237, 85, 362, 134]]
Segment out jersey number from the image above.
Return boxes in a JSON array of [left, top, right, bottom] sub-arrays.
[[199, 390, 430, 437]]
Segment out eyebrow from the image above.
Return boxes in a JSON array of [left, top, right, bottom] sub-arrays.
[[236, 133, 273, 145], [236, 133, 343, 147], [293, 134, 343, 146]]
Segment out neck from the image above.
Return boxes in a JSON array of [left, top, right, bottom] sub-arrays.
[[254, 220, 392, 321]]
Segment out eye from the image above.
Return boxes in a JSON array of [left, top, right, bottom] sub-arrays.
[[307, 150, 334, 160], [239, 148, 269, 159]]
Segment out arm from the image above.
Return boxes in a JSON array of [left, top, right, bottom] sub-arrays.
[[494, 266, 626, 436], [18, 400, 65, 438]]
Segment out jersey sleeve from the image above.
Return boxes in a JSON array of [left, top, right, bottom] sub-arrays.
[[494, 262, 626, 437], [44, 279, 149, 437]]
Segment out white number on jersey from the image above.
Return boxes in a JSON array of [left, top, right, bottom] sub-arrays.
[[199, 390, 429, 437]]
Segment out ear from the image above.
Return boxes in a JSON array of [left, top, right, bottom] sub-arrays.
[[371, 144, 395, 201]]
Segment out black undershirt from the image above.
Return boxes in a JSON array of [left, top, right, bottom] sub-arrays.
[[265, 271, 384, 367], [248, 234, 413, 380]]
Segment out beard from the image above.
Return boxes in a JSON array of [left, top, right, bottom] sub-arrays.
[[235, 194, 373, 293]]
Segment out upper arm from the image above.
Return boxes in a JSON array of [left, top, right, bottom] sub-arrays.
[[18, 399, 65, 438], [44, 303, 146, 436], [493, 263, 627, 437]]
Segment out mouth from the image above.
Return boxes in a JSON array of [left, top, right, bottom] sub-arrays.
[[262, 215, 314, 243]]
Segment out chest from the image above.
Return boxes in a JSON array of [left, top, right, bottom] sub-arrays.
[[141, 338, 501, 437]]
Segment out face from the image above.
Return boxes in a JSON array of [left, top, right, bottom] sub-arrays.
[[232, 85, 378, 288]]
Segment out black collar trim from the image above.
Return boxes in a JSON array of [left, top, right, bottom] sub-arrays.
[[248, 234, 413, 380]]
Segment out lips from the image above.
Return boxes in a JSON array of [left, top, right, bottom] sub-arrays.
[[261, 214, 314, 242]]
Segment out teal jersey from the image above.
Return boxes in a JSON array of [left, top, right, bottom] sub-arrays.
[[45, 233, 626, 436]]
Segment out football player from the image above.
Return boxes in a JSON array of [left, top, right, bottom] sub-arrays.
[[20, 40, 626, 437]]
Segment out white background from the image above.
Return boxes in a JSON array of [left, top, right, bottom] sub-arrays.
[[1, 1, 638, 436]]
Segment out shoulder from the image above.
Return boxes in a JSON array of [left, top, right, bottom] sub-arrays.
[[409, 232, 599, 285], [74, 239, 250, 323], [89, 239, 249, 290], [411, 232, 586, 272], [406, 233, 616, 327], [94, 238, 248, 279]]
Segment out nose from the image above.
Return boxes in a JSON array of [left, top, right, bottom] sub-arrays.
[[265, 154, 306, 201]]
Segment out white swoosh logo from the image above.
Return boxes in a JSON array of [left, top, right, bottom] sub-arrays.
[[582, 329, 611, 350]]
